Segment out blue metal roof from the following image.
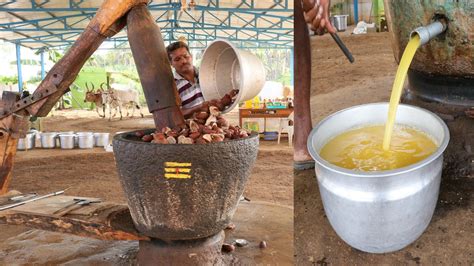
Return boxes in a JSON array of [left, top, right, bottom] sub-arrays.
[[0, 0, 294, 50]]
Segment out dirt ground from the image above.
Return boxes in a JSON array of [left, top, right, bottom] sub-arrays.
[[295, 31, 473, 264], [0, 109, 293, 264]]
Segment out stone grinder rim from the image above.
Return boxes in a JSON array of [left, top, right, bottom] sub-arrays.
[[113, 129, 260, 146]]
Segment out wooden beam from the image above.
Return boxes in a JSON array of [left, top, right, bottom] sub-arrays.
[[0, 135, 18, 195], [0, 195, 150, 241]]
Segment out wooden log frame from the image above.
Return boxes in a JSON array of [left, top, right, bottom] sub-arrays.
[[0, 193, 150, 241], [0, 0, 184, 194]]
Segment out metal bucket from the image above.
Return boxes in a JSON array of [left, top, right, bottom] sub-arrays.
[[113, 130, 259, 240], [34, 132, 42, 148], [331, 15, 349, 32], [40, 132, 58, 149], [58, 134, 76, 149], [199, 40, 266, 113], [77, 132, 94, 149], [93, 132, 110, 148], [307, 103, 450, 253], [17, 132, 35, 151]]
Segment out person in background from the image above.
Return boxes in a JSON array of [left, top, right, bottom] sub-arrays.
[[294, 0, 335, 170], [166, 41, 209, 118]]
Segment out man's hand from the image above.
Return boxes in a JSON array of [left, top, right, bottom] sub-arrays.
[[302, 0, 336, 35]]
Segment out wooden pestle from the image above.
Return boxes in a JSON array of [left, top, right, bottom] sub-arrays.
[[127, 4, 186, 129]]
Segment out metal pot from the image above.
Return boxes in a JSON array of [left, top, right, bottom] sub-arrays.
[[307, 103, 450, 253], [58, 134, 76, 149], [77, 132, 94, 149], [93, 132, 110, 148], [17, 132, 35, 151], [34, 131, 42, 148], [40, 132, 58, 149], [331, 15, 349, 32], [113, 130, 259, 240], [199, 40, 266, 113]]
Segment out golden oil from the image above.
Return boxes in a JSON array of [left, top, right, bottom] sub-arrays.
[[320, 125, 437, 171]]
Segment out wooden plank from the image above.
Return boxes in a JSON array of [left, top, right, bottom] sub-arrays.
[[0, 194, 149, 241], [0, 190, 22, 206], [10, 196, 102, 216], [0, 134, 19, 195]]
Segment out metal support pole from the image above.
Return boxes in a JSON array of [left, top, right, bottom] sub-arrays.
[[40, 50, 45, 79], [354, 0, 359, 24], [15, 43, 23, 92], [290, 48, 294, 87]]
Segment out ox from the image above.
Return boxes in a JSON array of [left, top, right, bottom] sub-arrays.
[[102, 83, 144, 121], [84, 83, 106, 118]]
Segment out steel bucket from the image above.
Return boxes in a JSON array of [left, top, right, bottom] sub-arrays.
[[58, 134, 76, 149], [34, 132, 42, 148], [40, 132, 58, 149], [307, 103, 450, 253], [93, 132, 110, 148], [331, 15, 348, 32], [17, 132, 35, 151], [113, 130, 259, 240], [199, 40, 266, 113], [77, 132, 94, 149]]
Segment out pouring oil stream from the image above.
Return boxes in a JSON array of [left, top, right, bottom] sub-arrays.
[[382, 34, 421, 150], [382, 21, 446, 151]]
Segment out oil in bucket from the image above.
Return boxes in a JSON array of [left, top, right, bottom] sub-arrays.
[[320, 125, 437, 171]]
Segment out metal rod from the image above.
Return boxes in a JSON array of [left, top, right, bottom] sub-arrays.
[[354, 0, 359, 24], [15, 43, 23, 93], [0, 189, 66, 211], [330, 32, 355, 63], [40, 50, 45, 79]]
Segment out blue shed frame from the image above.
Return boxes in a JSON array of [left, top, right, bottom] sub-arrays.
[[0, 0, 294, 91]]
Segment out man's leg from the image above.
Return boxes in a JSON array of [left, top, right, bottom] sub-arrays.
[[294, 0, 315, 170]]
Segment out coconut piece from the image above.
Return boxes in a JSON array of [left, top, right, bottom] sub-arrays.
[[217, 117, 229, 129], [209, 106, 221, 117], [202, 134, 213, 143], [189, 120, 200, 133], [211, 133, 225, 142], [162, 127, 172, 135], [177, 135, 193, 144], [166, 136, 176, 144], [152, 133, 168, 144], [196, 112, 209, 120], [195, 118, 206, 125], [179, 128, 190, 137], [205, 114, 217, 126], [189, 132, 201, 140], [195, 137, 207, 144]]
